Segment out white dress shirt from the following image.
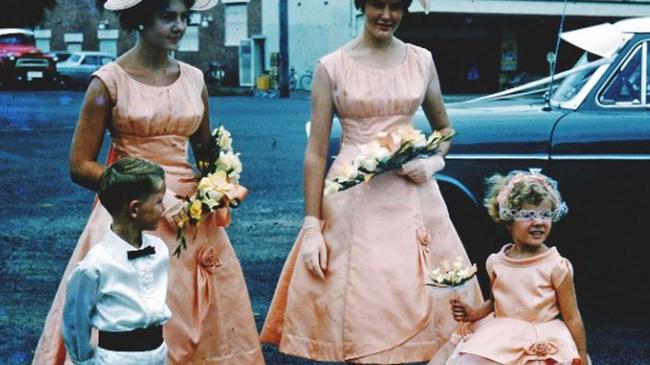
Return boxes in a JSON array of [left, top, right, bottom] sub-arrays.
[[62, 228, 172, 365]]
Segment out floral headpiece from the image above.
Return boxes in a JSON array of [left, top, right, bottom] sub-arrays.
[[496, 169, 568, 222]]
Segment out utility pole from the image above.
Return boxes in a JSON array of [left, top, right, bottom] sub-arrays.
[[279, 0, 289, 98]]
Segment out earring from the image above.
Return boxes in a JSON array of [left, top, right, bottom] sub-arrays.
[[138, 24, 144, 31]]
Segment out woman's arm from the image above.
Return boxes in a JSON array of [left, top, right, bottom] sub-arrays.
[[557, 274, 589, 364], [421, 57, 452, 157], [69, 78, 112, 191], [304, 63, 334, 218], [300, 63, 334, 279], [189, 85, 212, 164], [399, 57, 451, 184]]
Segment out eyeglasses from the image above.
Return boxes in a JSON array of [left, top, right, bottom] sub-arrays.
[[511, 209, 555, 221]]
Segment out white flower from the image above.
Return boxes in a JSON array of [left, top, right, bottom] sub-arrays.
[[215, 126, 233, 150], [335, 160, 360, 180], [324, 180, 342, 196], [357, 156, 379, 172], [396, 125, 427, 148], [359, 140, 391, 163], [217, 150, 243, 180]]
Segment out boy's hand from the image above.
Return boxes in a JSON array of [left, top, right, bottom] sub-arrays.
[[450, 298, 477, 322]]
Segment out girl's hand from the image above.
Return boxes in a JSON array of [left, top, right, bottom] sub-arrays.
[[301, 216, 328, 279], [398, 155, 445, 184], [450, 298, 477, 322]]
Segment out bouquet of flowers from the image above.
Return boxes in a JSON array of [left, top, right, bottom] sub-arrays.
[[174, 126, 243, 257], [427, 257, 477, 337], [428, 257, 477, 288], [324, 125, 455, 195]]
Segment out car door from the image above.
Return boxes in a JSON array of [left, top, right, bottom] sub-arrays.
[[549, 37, 650, 309], [78, 55, 100, 83]]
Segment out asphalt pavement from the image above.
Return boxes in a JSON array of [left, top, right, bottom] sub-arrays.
[[0, 91, 648, 364]]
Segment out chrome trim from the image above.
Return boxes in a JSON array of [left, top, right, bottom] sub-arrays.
[[446, 154, 549, 161], [642, 42, 647, 106], [596, 39, 649, 109], [15, 58, 49, 68], [551, 154, 650, 161]]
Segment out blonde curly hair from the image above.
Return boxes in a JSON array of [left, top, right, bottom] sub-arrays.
[[483, 170, 567, 225]]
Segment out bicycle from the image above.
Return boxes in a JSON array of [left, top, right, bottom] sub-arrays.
[[298, 68, 313, 92]]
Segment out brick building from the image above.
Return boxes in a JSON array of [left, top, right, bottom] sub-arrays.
[[36, 0, 262, 87]]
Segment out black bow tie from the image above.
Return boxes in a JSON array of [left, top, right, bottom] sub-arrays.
[[127, 245, 156, 260]]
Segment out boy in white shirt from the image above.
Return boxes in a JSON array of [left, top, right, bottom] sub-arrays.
[[62, 157, 171, 365]]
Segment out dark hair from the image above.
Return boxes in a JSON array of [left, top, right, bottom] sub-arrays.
[[354, 0, 414, 13], [107, 0, 197, 32], [98, 157, 165, 215]]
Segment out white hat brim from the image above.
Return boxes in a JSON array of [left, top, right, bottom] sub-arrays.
[[192, 0, 219, 11], [104, 0, 219, 11]]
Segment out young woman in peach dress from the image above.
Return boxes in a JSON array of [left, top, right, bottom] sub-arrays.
[[430, 170, 588, 365], [32, 1, 264, 364], [260, 0, 482, 363]]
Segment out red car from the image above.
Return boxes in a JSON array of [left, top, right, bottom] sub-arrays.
[[0, 28, 57, 88]]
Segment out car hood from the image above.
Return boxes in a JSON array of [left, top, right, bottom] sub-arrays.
[[426, 100, 568, 155]]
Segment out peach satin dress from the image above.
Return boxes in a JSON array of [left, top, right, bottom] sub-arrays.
[[431, 245, 581, 365], [261, 44, 483, 364], [32, 62, 264, 365]]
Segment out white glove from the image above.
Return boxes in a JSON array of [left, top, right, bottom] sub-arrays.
[[162, 189, 187, 228], [301, 216, 328, 279], [398, 154, 445, 184]]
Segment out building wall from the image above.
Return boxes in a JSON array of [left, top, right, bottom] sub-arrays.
[[38, 0, 262, 86], [260, 0, 650, 93], [262, 0, 359, 80]]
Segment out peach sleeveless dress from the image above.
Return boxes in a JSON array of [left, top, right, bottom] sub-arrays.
[[430, 245, 581, 365], [260, 44, 483, 364], [32, 61, 264, 365]]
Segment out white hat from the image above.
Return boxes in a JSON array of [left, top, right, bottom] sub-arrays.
[[104, 0, 219, 11]]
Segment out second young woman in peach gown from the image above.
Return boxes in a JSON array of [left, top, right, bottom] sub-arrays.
[[261, 0, 482, 363]]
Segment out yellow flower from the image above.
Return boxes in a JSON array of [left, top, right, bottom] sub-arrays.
[[359, 140, 391, 163], [190, 199, 203, 220]]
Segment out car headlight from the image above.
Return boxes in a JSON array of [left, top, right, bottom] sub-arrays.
[[7, 53, 16, 61]]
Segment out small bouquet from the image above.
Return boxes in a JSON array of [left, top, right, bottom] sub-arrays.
[[174, 126, 244, 257], [324, 125, 454, 195], [427, 257, 477, 337]]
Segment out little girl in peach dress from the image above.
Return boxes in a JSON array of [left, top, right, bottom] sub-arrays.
[[429, 170, 589, 365]]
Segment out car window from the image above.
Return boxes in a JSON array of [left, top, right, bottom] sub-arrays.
[[552, 53, 599, 104], [0, 34, 35, 46], [599, 45, 643, 105], [68, 54, 81, 63], [101, 57, 112, 65], [81, 56, 100, 66]]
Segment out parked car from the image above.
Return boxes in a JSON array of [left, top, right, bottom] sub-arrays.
[[48, 50, 72, 64], [325, 17, 650, 311], [56, 51, 115, 89], [0, 28, 57, 88]]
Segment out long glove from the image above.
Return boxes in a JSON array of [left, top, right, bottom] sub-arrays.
[[301, 216, 327, 279], [398, 154, 445, 184]]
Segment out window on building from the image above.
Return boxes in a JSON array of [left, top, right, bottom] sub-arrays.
[[225, 1, 248, 46], [179, 25, 199, 51]]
